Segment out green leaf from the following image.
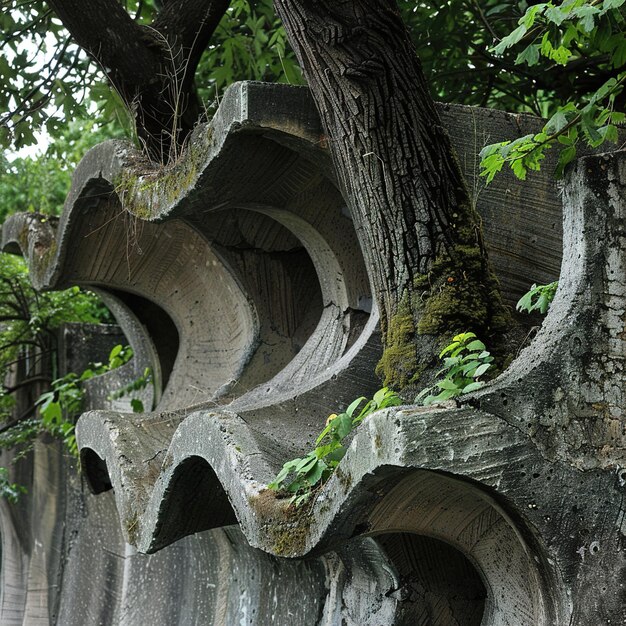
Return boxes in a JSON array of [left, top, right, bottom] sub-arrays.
[[545, 111, 570, 134], [325, 446, 346, 464], [41, 401, 62, 424], [474, 363, 492, 378], [551, 45, 572, 65], [345, 396, 367, 418], [305, 459, 327, 486], [521, 4, 546, 29], [545, 5, 568, 25], [295, 454, 317, 473], [573, 5, 601, 32], [461, 381, 484, 394], [439, 341, 460, 358], [555, 145, 577, 177], [511, 158, 528, 180], [493, 24, 528, 55], [336, 412, 353, 439], [434, 388, 459, 402], [108, 344, 123, 360], [436, 378, 460, 391], [515, 44, 540, 66], [79, 368, 94, 381], [130, 398, 144, 413], [466, 340, 486, 352], [372, 387, 388, 407]]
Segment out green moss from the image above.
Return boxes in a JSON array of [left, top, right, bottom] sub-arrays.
[[247, 489, 313, 556], [271, 521, 311, 556], [113, 134, 207, 218], [376, 293, 419, 387], [417, 243, 508, 339], [268, 504, 313, 556]]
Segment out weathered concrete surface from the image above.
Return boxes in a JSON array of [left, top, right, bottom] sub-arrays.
[[2, 82, 625, 625]]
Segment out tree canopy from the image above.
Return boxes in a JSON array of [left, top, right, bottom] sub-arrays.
[[2, 1, 624, 168]]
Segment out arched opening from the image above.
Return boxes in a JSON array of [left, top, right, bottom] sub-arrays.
[[106, 288, 179, 391], [376, 533, 486, 625], [361, 469, 562, 625]]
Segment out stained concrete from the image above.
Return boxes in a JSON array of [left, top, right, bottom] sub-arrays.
[[2, 82, 625, 624]]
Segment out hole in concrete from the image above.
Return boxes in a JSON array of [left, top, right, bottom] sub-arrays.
[[107, 289, 179, 390], [81, 448, 112, 494], [152, 456, 238, 551], [366, 471, 562, 624], [195, 205, 372, 404], [377, 533, 486, 626]]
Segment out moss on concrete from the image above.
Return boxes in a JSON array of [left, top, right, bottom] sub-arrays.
[[113, 129, 210, 219], [271, 518, 312, 556], [248, 488, 314, 556]]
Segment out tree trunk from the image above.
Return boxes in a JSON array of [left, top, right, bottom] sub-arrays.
[[48, 0, 230, 162], [274, 0, 511, 387]]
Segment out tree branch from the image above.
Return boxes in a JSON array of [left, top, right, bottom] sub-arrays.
[[3, 376, 52, 395], [46, 0, 159, 91], [152, 0, 230, 58]]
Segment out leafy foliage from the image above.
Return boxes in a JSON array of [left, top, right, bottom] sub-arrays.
[[196, 0, 303, 112], [36, 344, 135, 458], [0, 466, 27, 503], [1, 0, 300, 152], [4, 0, 624, 158], [0, 252, 119, 500], [417, 332, 493, 405], [0, 252, 113, 419], [268, 388, 401, 507], [516, 281, 559, 314], [0, 343, 144, 502], [480, 0, 626, 181], [0, 118, 125, 224], [107, 360, 153, 414]]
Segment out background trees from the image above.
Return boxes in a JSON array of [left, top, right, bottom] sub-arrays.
[[3, 1, 624, 158]]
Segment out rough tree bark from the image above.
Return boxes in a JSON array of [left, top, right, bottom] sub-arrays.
[[47, 0, 229, 161], [274, 0, 511, 387]]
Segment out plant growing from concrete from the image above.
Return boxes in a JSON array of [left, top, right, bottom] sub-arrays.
[[0, 467, 26, 503], [36, 344, 136, 458], [417, 332, 493, 405], [516, 281, 559, 314], [268, 387, 401, 507]]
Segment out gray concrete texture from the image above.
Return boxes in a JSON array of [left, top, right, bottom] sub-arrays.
[[1, 82, 625, 624]]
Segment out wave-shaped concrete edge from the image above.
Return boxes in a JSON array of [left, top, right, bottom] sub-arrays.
[[75, 150, 626, 625], [75, 402, 571, 624], [6, 81, 626, 623], [1, 81, 382, 418]]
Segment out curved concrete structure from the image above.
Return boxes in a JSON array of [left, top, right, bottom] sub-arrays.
[[2, 82, 625, 624]]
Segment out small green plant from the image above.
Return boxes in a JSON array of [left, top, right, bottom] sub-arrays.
[[268, 388, 402, 507], [417, 332, 493, 405], [516, 281, 558, 314], [107, 364, 153, 413], [0, 467, 27, 503], [0, 344, 150, 502], [479, 0, 626, 182], [36, 344, 137, 458]]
